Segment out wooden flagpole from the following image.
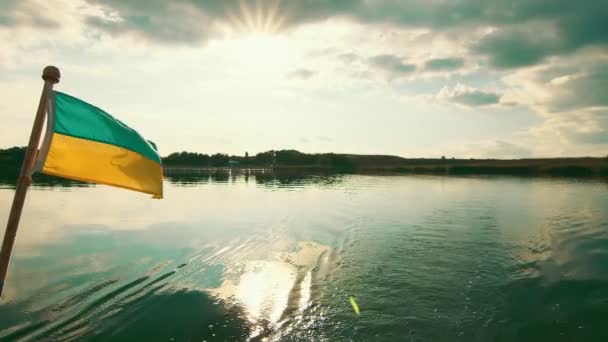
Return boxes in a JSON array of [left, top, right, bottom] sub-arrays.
[[0, 66, 60, 298]]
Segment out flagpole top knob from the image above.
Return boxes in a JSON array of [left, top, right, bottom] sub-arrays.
[[42, 66, 60, 84]]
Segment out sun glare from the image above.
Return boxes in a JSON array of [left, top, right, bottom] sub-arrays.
[[224, 0, 288, 33], [211, 1, 299, 72], [224, 32, 295, 70]]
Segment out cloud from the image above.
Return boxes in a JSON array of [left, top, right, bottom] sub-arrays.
[[424, 57, 465, 71], [575, 131, 608, 145], [368, 54, 415, 79], [85, 3, 218, 44], [452, 111, 608, 157], [435, 84, 501, 107], [338, 52, 359, 64], [287, 69, 317, 80], [445, 138, 537, 159], [473, 25, 562, 69], [453, 91, 500, 107], [76, 0, 608, 67], [520, 109, 608, 156], [81, 0, 353, 43], [0, 0, 601, 76], [0, 0, 60, 28], [473, 2, 608, 69], [498, 52, 608, 150], [468, 140, 533, 159], [546, 63, 608, 112]]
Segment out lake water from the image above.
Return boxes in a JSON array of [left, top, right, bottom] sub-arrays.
[[0, 173, 607, 341]]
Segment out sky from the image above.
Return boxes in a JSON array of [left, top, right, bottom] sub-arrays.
[[0, 0, 607, 158]]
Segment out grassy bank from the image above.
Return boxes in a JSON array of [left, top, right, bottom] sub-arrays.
[[345, 157, 608, 177]]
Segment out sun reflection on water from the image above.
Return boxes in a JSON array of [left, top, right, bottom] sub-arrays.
[[208, 241, 330, 339]]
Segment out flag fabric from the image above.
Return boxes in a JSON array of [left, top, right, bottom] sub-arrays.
[[34, 91, 163, 198]]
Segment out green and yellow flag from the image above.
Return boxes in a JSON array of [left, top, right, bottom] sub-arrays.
[[34, 91, 163, 198]]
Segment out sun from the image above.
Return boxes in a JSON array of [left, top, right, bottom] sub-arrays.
[[212, 1, 301, 72], [224, 0, 288, 34], [209, 1, 305, 73], [220, 32, 295, 71]]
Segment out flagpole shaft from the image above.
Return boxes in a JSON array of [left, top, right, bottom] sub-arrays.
[[0, 66, 60, 298]]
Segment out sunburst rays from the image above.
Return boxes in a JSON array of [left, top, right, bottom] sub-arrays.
[[224, 0, 289, 34], [210, 1, 302, 73]]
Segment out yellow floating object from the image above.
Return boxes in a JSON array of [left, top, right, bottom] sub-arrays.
[[349, 296, 360, 315]]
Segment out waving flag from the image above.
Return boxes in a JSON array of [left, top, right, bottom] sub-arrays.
[[34, 91, 163, 198]]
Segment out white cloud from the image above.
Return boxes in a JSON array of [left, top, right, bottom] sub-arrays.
[[497, 50, 608, 155]]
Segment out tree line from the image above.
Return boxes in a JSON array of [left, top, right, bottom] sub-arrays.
[[162, 149, 355, 170], [2, 147, 607, 177], [1, 147, 353, 170]]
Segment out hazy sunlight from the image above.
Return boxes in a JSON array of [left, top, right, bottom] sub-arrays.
[[216, 32, 296, 73]]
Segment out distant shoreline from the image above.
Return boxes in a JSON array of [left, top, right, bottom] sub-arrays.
[[2, 147, 608, 183]]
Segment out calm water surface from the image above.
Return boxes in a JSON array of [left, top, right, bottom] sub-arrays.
[[0, 173, 607, 341]]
